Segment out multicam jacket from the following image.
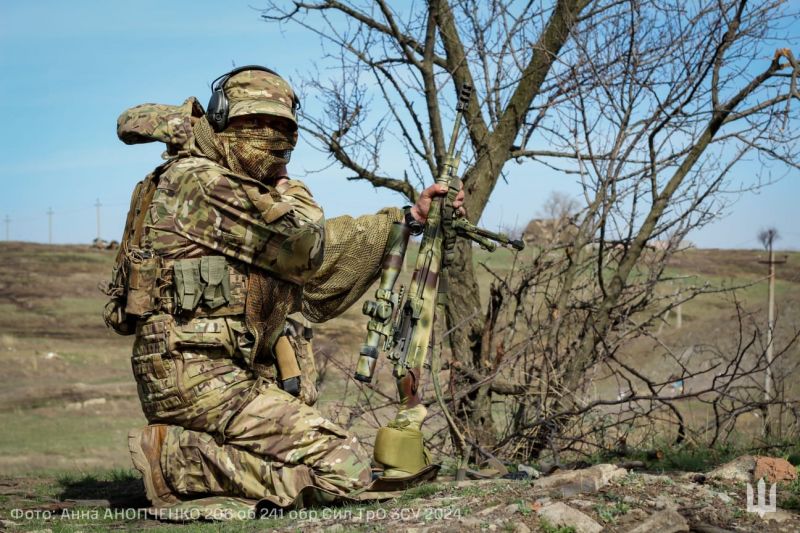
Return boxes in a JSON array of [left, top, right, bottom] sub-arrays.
[[112, 97, 403, 422]]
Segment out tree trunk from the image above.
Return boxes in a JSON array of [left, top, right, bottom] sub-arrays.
[[443, 238, 497, 448]]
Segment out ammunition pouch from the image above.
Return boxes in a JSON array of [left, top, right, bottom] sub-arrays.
[[103, 250, 248, 336], [172, 256, 235, 314]]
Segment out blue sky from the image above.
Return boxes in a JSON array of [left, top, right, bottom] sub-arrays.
[[0, 1, 798, 249]]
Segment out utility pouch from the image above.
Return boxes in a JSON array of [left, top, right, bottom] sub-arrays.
[[173, 256, 233, 313], [125, 249, 161, 316], [102, 263, 136, 335], [173, 258, 204, 311], [200, 256, 231, 309]]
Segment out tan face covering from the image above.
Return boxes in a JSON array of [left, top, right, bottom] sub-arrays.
[[193, 115, 297, 181]]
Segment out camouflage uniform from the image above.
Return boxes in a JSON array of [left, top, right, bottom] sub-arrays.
[[115, 69, 404, 508]]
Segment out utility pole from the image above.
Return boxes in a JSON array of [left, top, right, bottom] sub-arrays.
[[47, 207, 54, 244], [95, 198, 102, 242], [758, 228, 786, 437], [3, 215, 9, 241]]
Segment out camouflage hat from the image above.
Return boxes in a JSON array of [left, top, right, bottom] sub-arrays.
[[225, 69, 298, 128]]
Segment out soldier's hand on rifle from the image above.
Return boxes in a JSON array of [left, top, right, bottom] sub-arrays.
[[410, 182, 465, 223]]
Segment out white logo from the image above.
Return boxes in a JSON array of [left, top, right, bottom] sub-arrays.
[[746, 478, 777, 517]]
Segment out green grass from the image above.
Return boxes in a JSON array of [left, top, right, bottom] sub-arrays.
[[781, 467, 800, 511], [539, 518, 577, 533], [595, 499, 631, 523], [398, 482, 442, 502]]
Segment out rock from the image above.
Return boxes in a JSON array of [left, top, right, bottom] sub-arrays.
[[753, 456, 797, 483], [712, 490, 732, 504], [458, 516, 483, 528], [650, 495, 679, 510], [707, 455, 757, 483], [707, 455, 798, 485], [534, 497, 551, 507], [517, 464, 541, 479], [569, 499, 595, 509], [625, 510, 689, 533], [680, 472, 706, 484], [533, 464, 627, 497], [513, 523, 531, 533], [504, 503, 519, 515], [537, 502, 603, 533], [1, 520, 19, 528], [626, 509, 649, 521], [762, 508, 795, 523], [485, 457, 509, 477], [479, 505, 501, 516]]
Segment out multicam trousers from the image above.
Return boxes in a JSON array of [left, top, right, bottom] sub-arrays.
[[131, 313, 372, 506]]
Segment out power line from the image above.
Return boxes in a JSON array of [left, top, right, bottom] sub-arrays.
[[47, 207, 54, 244], [757, 229, 787, 438], [95, 198, 102, 241]]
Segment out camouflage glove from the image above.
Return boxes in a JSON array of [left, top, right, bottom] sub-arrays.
[[373, 405, 431, 478]]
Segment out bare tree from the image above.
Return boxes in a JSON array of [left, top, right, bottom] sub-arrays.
[[539, 191, 580, 222], [262, 0, 800, 454]]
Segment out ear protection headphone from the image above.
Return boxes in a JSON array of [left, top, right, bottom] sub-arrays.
[[206, 65, 300, 132]]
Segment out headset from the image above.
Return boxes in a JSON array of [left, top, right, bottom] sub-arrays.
[[206, 65, 300, 132]]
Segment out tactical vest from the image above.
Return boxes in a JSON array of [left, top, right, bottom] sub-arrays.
[[102, 97, 324, 335]]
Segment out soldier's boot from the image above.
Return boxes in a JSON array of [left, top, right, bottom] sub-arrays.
[[128, 424, 179, 506]]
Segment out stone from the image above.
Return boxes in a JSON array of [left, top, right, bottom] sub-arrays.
[[537, 502, 603, 533], [569, 499, 595, 509], [707, 455, 757, 483], [762, 508, 796, 523], [753, 456, 797, 484], [479, 505, 501, 516], [678, 472, 706, 484], [627, 509, 649, 521], [485, 457, 509, 477], [712, 490, 732, 504], [458, 517, 483, 528], [517, 464, 540, 479], [533, 464, 627, 497], [504, 504, 519, 515], [625, 510, 689, 533], [513, 523, 531, 533], [652, 495, 679, 510]]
